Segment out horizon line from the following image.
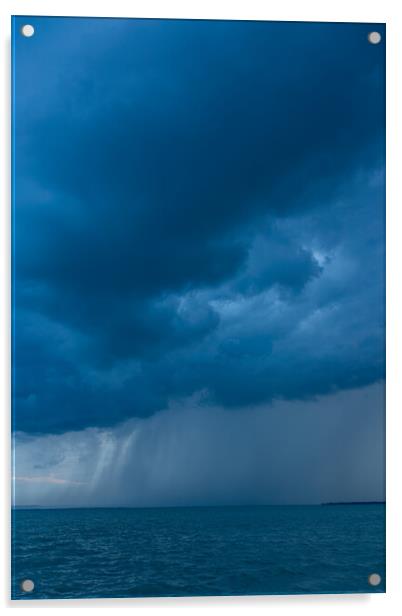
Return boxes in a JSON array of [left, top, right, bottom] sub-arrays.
[[12, 500, 386, 510]]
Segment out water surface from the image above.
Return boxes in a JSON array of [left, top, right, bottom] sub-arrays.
[[12, 504, 385, 599]]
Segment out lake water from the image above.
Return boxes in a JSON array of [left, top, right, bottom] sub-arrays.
[[12, 504, 385, 599]]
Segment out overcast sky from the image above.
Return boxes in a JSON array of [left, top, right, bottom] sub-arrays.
[[13, 17, 385, 507]]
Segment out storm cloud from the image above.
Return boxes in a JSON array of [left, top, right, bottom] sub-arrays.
[[13, 18, 385, 435]]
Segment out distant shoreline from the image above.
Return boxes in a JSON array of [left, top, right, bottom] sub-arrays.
[[321, 501, 385, 506]]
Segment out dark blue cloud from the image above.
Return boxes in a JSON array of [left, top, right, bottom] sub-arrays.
[[13, 17, 385, 433]]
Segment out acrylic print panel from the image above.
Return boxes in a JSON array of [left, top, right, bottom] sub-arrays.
[[11, 16, 386, 600]]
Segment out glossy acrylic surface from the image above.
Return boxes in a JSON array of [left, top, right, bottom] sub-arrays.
[[12, 16, 386, 599]]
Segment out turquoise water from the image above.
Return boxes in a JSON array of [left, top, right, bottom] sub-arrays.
[[12, 504, 385, 599]]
